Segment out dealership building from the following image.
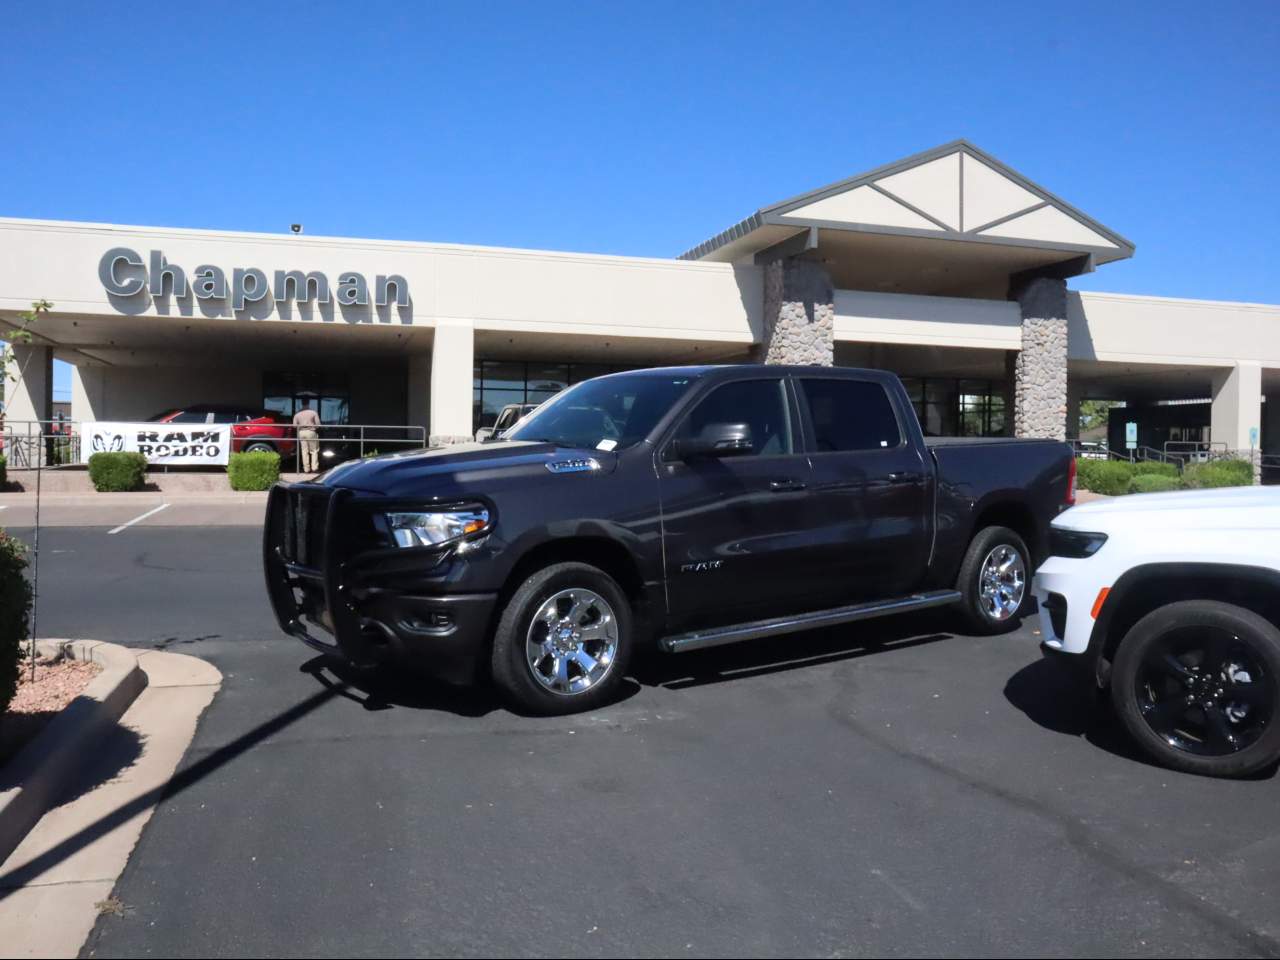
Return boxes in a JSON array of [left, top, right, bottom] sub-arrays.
[[2, 140, 1278, 460]]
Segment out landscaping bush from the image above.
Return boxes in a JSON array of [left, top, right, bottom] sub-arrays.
[[88, 451, 148, 492], [1182, 458, 1254, 489], [1130, 460, 1179, 478], [228, 451, 280, 491], [1129, 474, 1182, 494], [0, 453, 6, 489], [1076, 459, 1134, 495], [0, 530, 32, 714]]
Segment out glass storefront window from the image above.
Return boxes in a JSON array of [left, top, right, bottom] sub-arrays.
[[903, 376, 1007, 438], [473, 360, 635, 431], [263, 372, 351, 424]]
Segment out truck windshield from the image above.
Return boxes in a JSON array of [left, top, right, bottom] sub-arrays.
[[505, 372, 697, 451]]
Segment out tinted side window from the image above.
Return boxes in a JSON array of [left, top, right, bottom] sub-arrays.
[[169, 410, 210, 424], [800, 379, 902, 452], [678, 379, 792, 457]]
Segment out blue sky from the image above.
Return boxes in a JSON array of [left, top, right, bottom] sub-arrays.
[[4, 0, 1278, 400]]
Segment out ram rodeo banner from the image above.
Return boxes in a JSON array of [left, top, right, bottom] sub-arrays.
[[264, 365, 1074, 714]]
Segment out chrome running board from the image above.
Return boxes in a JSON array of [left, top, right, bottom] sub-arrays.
[[659, 589, 961, 654]]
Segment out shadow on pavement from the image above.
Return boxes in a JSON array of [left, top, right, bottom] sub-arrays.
[[636, 607, 960, 690], [0, 680, 347, 899], [0, 719, 144, 809], [300, 655, 500, 717], [1004, 656, 1277, 780]]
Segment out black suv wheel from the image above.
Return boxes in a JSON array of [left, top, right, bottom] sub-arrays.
[[491, 562, 633, 715], [1111, 600, 1280, 778]]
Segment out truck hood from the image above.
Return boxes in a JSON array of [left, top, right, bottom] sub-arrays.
[[1057, 486, 1280, 533], [314, 441, 619, 499]]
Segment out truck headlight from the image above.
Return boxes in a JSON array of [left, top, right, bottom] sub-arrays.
[[1049, 528, 1108, 559], [386, 508, 490, 548]]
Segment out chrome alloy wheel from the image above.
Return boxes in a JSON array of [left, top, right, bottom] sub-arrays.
[[525, 588, 618, 696], [979, 544, 1025, 621]]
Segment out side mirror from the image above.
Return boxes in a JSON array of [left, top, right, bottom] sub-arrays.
[[672, 422, 754, 459]]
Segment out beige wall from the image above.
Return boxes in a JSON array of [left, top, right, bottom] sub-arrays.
[[1070, 292, 1280, 367], [0, 218, 761, 346], [833, 289, 1020, 350]]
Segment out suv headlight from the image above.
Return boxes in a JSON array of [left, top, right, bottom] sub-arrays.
[[1049, 527, 1108, 559], [386, 508, 490, 548]]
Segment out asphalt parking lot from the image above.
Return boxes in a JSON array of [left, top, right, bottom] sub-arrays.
[[2, 506, 1278, 958]]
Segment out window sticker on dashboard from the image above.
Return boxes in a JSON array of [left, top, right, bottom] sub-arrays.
[[596, 438, 618, 451]]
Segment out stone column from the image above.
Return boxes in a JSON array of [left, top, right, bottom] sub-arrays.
[[429, 321, 475, 446], [1211, 361, 1262, 482], [756, 258, 834, 366], [1010, 276, 1068, 440]]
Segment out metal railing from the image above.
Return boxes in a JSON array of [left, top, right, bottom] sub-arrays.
[[0, 420, 80, 469], [1, 419, 428, 474], [1162, 440, 1228, 464], [284, 423, 428, 474], [1071, 437, 1275, 485]]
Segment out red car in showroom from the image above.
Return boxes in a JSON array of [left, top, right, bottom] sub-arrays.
[[149, 405, 297, 457]]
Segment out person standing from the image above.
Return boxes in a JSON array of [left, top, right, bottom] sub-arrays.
[[293, 400, 321, 473]]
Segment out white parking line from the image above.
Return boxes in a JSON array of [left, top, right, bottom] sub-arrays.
[[108, 503, 170, 535]]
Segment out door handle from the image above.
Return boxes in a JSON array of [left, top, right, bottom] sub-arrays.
[[887, 472, 920, 484], [768, 478, 807, 492]]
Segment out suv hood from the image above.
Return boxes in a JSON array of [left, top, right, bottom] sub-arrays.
[[1057, 486, 1280, 532], [313, 441, 619, 498]]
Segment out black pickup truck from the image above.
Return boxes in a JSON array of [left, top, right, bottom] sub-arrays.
[[264, 365, 1074, 713]]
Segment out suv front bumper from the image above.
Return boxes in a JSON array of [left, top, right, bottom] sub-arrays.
[[262, 483, 496, 685]]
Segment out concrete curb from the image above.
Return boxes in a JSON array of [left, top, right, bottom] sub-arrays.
[[0, 640, 148, 866]]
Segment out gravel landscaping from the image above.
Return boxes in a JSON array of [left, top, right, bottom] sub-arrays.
[[0, 654, 102, 764]]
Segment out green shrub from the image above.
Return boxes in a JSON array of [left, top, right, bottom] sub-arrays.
[[88, 451, 148, 492], [1077, 459, 1134, 495], [0, 530, 32, 714], [1130, 460, 1179, 478], [0, 453, 6, 488], [1183, 458, 1254, 489], [228, 451, 280, 491], [1129, 474, 1182, 494]]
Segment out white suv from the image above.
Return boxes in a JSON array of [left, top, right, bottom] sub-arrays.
[[1033, 486, 1280, 778]]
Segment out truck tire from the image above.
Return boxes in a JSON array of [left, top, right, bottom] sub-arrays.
[[244, 440, 276, 454], [1110, 600, 1280, 778], [491, 562, 633, 715], [955, 525, 1031, 634]]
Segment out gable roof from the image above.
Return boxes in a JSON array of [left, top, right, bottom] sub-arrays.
[[679, 140, 1135, 266]]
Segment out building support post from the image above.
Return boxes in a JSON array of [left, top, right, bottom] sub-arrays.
[[3, 343, 52, 425], [1010, 275, 1068, 440], [429, 321, 475, 446], [70, 364, 106, 422], [1211, 361, 1262, 482], [407, 353, 431, 440], [756, 257, 834, 366]]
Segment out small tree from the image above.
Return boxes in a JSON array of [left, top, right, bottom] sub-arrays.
[[0, 300, 51, 685], [1078, 399, 1118, 435]]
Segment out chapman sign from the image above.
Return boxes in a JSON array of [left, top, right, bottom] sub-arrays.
[[98, 248, 410, 312], [81, 422, 231, 466]]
